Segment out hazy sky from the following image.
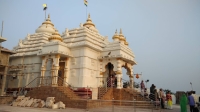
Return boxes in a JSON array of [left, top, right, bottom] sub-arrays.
[[0, 0, 200, 94]]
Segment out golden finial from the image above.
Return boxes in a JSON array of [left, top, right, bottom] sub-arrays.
[[112, 29, 120, 40], [88, 13, 90, 18], [120, 28, 123, 34]]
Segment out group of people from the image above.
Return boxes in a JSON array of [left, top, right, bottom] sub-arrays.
[[140, 80, 173, 109], [140, 80, 199, 111], [180, 91, 198, 112]]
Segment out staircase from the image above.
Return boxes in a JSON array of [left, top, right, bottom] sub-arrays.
[[26, 86, 92, 108], [26, 86, 80, 101], [98, 87, 113, 99], [97, 87, 158, 109]]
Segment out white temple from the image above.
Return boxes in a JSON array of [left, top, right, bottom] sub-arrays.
[[8, 14, 137, 90]]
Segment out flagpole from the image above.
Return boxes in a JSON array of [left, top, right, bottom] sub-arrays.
[[1, 21, 3, 37], [86, 6, 87, 19], [45, 10, 46, 20]]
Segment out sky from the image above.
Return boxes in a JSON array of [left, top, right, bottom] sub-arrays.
[[0, 0, 200, 94]]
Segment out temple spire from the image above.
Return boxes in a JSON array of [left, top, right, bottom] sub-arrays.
[[120, 28, 123, 34]]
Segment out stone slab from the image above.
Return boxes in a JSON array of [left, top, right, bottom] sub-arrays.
[[26, 98, 34, 107]]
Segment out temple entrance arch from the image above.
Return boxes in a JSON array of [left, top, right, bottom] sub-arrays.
[[121, 63, 132, 88], [98, 58, 134, 89], [104, 62, 117, 87]]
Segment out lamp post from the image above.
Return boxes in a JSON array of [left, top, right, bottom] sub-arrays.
[[190, 82, 193, 91]]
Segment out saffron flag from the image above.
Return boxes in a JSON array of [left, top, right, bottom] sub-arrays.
[[84, 0, 88, 7], [43, 4, 47, 10]]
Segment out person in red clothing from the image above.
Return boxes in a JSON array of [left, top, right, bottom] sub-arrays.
[[166, 91, 172, 109]]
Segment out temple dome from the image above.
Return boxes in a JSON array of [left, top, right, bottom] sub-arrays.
[[49, 30, 63, 42], [35, 14, 56, 33], [112, 30, 120, 40], [83, 14, 98, 33]]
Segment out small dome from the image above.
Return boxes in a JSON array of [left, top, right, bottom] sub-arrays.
[[112, 29, 120, 39], [35, 14, 56, 33], [49, 30, 63, 42], [83, 14, 98, 33], [83, 14, 95, 28]]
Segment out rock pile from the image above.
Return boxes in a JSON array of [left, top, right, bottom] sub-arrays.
[[11, 96, 65, 109]]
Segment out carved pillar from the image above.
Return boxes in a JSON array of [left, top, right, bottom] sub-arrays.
[[40, 56, 47, 77], [116, 71, 122, 89], [99, 72, 104, 87], [51, 54, 60, 86], [99, 59, 103, 87], [63, 58, 68, 85], [129, 75, 134, 88], [129, 65, 134, 88], [116, 58, 122, 89], [40, 56, 46, 86]]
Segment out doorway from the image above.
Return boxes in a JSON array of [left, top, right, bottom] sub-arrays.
[[58, 62, 65, 86], [105, 63, 116, 87]]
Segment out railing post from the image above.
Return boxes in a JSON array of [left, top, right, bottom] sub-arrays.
[[134, 99, 136, 112], [87, 86, 88, 99], [106, 77, 107, 92], [112, 98, 114, 112]]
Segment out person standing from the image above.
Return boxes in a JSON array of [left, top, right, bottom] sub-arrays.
[[140, 80, 145, 96], [166, 91, 173, 109], [154, 89, 160, 106], [188, 92, 195, 112], [159, 88, 165, 109], [150, 84, 155, 94], [149, 84, 155, 100], [180, 94, 188, 112]]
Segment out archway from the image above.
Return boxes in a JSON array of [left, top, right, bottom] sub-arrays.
[[121, 63, 131, 88], [104, 62, 117, 87]]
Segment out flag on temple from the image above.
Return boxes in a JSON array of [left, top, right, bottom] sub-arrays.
[[43, 4, 47, 10], [84, 0, 88, 7]]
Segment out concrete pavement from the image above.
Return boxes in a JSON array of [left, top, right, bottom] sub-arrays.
[[0, 104, 191, 112]]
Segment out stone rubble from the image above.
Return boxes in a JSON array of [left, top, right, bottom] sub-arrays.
[[11, 96, 65, 109], [46, 97, 55, 108], [52, 101, 65, 109], [12, 96, 25, 106]]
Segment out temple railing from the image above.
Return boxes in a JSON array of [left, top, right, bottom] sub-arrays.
[[17, 76, 71, 95]]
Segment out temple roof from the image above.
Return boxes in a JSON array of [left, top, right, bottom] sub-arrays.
[[35, 14, 56, 34], [0, 46, 15, 54], [0, 36, 6, 43]]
